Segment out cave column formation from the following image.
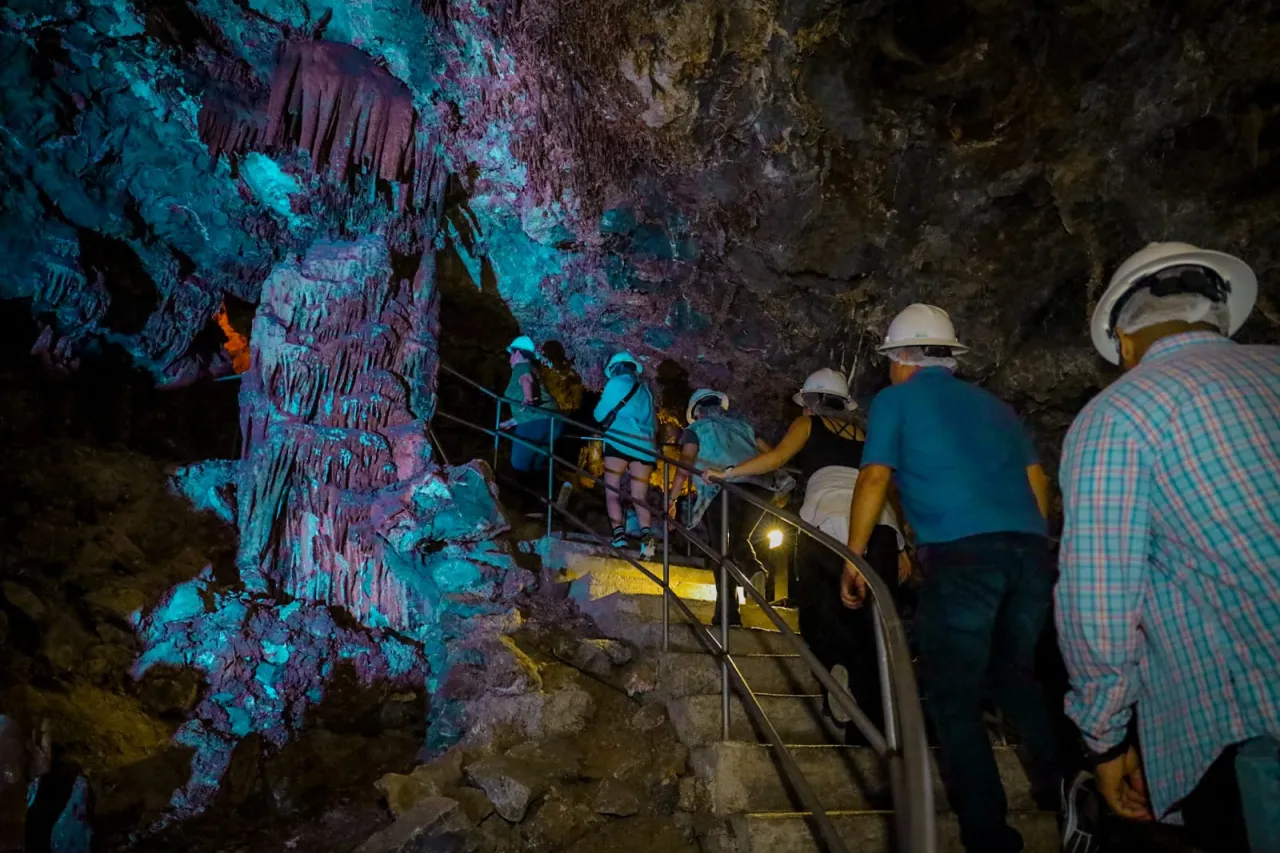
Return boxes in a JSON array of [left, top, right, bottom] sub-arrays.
[[211, 38, 463, 631], [235, 232, 442, 629]]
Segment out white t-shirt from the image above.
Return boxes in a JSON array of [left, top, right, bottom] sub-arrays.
[[799, 465, 904, 550]]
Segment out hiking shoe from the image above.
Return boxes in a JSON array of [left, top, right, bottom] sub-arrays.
[[827, 664, 853, 724], [639, 533, 657, 560], [610, 529, 629, 549], [1061, 770, 1101, 853]]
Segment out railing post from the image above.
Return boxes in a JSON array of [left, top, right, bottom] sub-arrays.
[[662, 463, 670, 652], [873, 601, 899, 751], [543, 431, 552, 543], [492, 403, 501, 471], [720, 488, 731, 741], [874, 600, 909, 850]]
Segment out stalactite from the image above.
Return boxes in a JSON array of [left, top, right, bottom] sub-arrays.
[[197, 89, 266, 161], [264, 41, 422, 193]]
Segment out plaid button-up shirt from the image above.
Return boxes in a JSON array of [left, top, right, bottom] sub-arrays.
[[1057, 331, 1280, 818]]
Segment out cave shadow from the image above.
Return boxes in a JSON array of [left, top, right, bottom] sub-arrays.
[[1, 300, 242, 462], [120, 657, 427, 853], [434, 243, 521, 468]]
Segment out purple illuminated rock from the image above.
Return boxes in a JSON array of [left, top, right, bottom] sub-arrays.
[[131, 568, 429, 825]]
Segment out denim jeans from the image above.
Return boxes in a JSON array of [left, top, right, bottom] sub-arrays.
[[1238, 736, 1280, 853], [510, 417, 560, 473], [914, 531, 1064, 853]]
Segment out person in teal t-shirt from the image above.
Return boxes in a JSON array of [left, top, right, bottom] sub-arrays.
[[592, 351, 657, 554], [500, 336, 561, 481]]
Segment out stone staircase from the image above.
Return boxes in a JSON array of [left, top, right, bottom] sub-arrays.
[[553, 537, 1061, 853]]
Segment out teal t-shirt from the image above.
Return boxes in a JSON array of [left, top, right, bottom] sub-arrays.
[[861, 368, 1045, 544]]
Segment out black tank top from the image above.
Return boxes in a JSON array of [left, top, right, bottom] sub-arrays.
[[792, 416, 864, 484]]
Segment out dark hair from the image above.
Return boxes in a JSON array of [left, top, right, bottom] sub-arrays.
[[612, 361, 637, 375], [921, 345, 952, 358]]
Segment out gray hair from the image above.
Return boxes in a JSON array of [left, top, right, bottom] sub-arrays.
[[1115, 289, 1229, 336], [885, 346, 958, 371]]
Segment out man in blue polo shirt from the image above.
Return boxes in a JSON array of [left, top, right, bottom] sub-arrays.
[[841, 304, 1079, 853]]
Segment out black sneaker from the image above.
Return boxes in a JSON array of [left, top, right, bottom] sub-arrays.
[[710, 608, 742, 628], [1061, 770, 1101, 853]]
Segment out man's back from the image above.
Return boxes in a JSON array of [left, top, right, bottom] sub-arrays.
[[863, 367, 1045, 544], [1058, 332, 1280, 816]]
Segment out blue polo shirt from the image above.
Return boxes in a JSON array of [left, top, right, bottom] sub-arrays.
[[861, 368, 1045, 545]]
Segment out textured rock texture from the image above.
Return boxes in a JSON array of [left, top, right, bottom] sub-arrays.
[[3, 0, 1277, 456]]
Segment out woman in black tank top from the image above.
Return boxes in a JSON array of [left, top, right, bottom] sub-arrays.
[[709, 376, 908, 743]]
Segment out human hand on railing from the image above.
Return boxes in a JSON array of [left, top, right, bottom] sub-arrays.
[[705, 468, 725, 482], [667, 498, 679, 519], [499, 418, 516, 430], [840, 561, 869, 609]]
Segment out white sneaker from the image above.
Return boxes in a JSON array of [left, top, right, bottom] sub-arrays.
[[827, 664, 853, 724], [1061, 770, 1101, 853]]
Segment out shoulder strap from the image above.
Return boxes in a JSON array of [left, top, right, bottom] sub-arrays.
[[526, 364, 544, 405], [599, 380, 641, 430]]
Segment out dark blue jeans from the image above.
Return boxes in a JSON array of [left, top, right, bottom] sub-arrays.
[[914, 532, 1064, 853], [1238, 736, 1280, 853], [510, 417, 560, 473]]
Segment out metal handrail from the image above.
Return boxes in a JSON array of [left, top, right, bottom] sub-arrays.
[[435, 363, 937, 853]]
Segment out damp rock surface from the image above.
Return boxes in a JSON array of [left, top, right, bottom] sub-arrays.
[[2, 0, 1277, 462]]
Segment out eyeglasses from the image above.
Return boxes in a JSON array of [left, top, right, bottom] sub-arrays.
[[1107, 264, 1231, 340]]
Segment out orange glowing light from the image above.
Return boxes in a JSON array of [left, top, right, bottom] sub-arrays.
[[215, 304, 251, 374]]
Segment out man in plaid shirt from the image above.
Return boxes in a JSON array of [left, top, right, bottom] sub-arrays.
[[1057, 242, 1280, 851]]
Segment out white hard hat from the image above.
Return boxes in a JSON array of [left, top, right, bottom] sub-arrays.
[[605, 351, 642, 378], [793, 368, 855, 409], [507, 335, 537, 355], [686, 388, 728, 423], [878, 304, 968, 354], [1090, 242, 1257, 364]]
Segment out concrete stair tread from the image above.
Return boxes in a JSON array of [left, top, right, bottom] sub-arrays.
[[559, 558, 718, 601], [668, 693, 844, 747], [692, 741, 1037, 814], [575, 589, 800, 633], [586, 612, 802, 655], [733, 809, 1059, 853]]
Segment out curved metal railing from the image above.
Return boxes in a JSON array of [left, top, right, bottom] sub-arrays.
[[435, 363, 936, 853]]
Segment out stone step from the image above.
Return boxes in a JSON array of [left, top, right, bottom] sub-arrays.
[[691, 742, 1036, 815], [667, 693, 844, 748], [575, 589, 800, 635], [660, 652, 818, 698], [559, 555, 718, 602], [606, 618, 802, 655], [732, 809, 1060, 853]]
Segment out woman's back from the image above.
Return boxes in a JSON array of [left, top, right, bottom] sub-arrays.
[[793, 416, 863, 483], [595, 374, 656, 457]]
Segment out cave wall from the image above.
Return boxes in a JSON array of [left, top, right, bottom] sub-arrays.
[[3, 0, 1279, 456], [2, 0, 1280, 844]]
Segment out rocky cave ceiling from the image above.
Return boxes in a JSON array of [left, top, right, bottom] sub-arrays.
[[3, 0, 1280, 451]]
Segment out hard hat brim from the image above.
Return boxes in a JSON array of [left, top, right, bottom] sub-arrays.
[[1090, 249, 1257, 364], [792, 391, 858, 410], [686, 390, 728, 423], [876, 338, 969, 355]]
